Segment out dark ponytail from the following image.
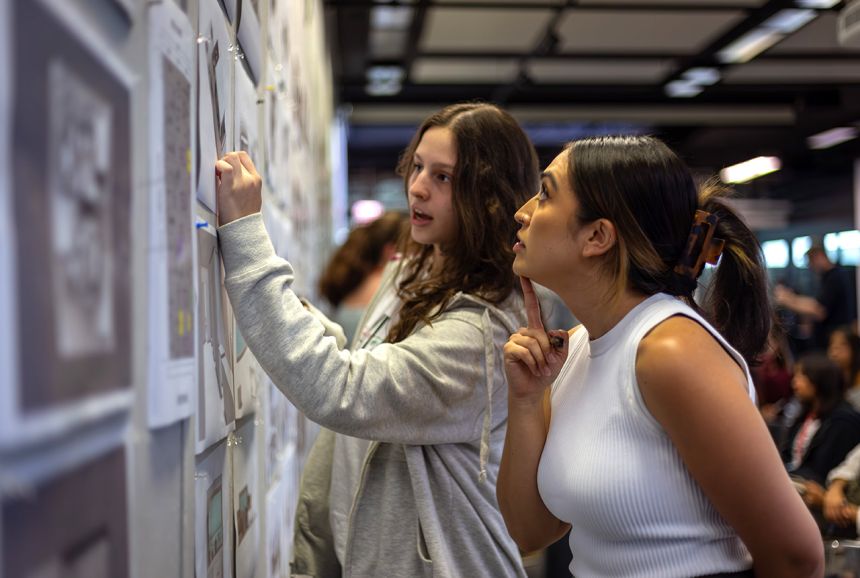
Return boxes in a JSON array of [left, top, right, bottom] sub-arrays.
[[696, 179, 771, 362]]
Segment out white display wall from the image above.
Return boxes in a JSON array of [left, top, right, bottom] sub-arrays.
[[0, 0, 335, 576]]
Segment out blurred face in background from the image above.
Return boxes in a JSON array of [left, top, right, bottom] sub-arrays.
[[828, 331, 853, 374], [792, 365, 817, 404]]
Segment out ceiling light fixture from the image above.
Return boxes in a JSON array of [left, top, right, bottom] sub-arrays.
[[682, 67, 721, 85], [720, 156, 782, 183], [764, 8, 817, 33], [796, 0, 839, 9], [664, 79, 703, 98], [365, 65, 405, 96], [717, 28, 784, 63], [807, 126, 859, 149], [718, 9, 817, 63]]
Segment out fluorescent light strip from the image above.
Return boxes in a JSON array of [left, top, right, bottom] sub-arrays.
[[683, 67, 721, 85], [720, 156, 781, 183], [764, 9, 817, 34], [807, 126, 859, 149], [796, 0, 839, 8], [665, 79, 703, 98], [717, 28, 784, 63]]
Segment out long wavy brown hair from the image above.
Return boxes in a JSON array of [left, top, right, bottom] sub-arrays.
[[386, 103, 539, 343]]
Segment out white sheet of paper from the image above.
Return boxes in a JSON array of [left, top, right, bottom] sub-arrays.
[[232, 68, 261, 420], [235, 0, 262, 85], [195, 440, 234, 578], [264, 478, 287, 578], [146, 0, 196, 429], [196, 220, 236, 454], [195, 0, 233, 211], [233, 418, 261, 578]]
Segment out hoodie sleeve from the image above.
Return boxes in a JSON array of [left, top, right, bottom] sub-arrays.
[[218, 213, 497, 445]]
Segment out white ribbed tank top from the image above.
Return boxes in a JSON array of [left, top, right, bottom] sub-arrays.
[[537, 293, 754, 578]]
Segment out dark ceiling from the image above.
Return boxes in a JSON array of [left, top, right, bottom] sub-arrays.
[[325, 0, 860, 208]]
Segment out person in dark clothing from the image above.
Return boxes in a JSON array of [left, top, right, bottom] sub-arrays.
[[775, 245, 855, 351], [784, 353, 860, 490]]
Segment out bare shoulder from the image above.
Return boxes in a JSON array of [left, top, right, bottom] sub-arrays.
[[636, 315, 747, 402]]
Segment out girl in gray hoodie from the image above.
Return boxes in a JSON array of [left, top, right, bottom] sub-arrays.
[[215, 103, 539, 577]]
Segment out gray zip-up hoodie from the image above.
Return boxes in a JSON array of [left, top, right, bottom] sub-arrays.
[[219, 214, 528, 577]]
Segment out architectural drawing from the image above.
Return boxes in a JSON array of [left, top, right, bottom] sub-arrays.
[[2, 448, 129, 578], [196, 0, 233, 211], [147, 0, 196, 429], [195, 440, 232, 578], [0, 0, 132, 448], [196, 222, 236, 454], [233, 418, 260, 578]]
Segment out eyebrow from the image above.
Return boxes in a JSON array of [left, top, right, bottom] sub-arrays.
[[540, 171, 559, 191], [414, 153, 455, 172]]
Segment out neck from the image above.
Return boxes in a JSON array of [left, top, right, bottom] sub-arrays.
[[556, 280, 648, 339]]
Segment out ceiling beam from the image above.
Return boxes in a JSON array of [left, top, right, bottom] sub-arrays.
[[326, 0, 758, 10]]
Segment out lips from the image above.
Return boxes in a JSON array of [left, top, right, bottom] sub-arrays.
[[412, 207, 432, 223]]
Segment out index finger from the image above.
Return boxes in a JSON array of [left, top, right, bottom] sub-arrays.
[[520, 276, 544, 330]]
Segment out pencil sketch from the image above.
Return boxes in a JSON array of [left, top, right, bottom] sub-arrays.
[[195, 440, 231, 578], [233, 418, 260, 578], [196, 224, 235, 453], [2, 448, 128, 578], [164, 55, 195, 360], [6, 0, 131, 430], [48, 59, 115, 360]]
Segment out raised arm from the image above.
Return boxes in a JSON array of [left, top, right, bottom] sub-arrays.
[[219, 214, 504, 444], [637, 316, 823, 578], [215, 152, 503, 444], [498, 277, 571, 552]]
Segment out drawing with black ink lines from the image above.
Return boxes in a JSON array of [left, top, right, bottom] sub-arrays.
[[146, 0, 195, 430], [195, 440, 231, 578], [196, 224, 235, 454], [48, 59, 116, 360], [234, 418, 260, 578], [207, 475, 225, 578], [9, 0, 132, 423], [163, 56, 195, 360], [2, 448, 129, 578], [195, 0, 232, 211]]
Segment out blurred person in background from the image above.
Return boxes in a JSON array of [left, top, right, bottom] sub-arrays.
[[775, 244, 855, 351], [828, 326, 860, 410], [317, 211, 408, 344]]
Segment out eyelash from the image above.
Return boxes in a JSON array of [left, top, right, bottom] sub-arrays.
[[537, 184, 549, 201], [413, 162, 451, 184]]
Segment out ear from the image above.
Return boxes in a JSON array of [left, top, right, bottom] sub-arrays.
[[581, 218, 617, 258]]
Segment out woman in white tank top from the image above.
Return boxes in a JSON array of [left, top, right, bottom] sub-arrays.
[[497, 136, 824, 578]]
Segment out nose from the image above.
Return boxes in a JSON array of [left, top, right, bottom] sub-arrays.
[[514, 196, 536, 226], [408, 170, 429, 201]]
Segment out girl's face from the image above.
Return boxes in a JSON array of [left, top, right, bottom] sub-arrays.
[[407, 127, 458, 254], [792, 365, 817, 403], [828, 332, 852, 372], [512, 151, 583, 290]]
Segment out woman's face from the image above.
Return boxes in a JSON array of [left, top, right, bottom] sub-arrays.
[[512, 150, 583, 290], [828, 332, 852, 372], [792, 365, 817, 403], [406, 126, 458, 253]]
